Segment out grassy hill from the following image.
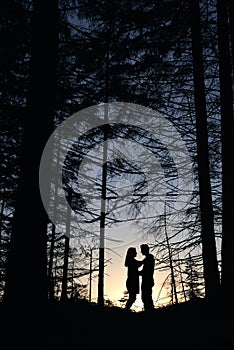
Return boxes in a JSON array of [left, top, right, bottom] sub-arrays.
[[1, 298, 233, 349]]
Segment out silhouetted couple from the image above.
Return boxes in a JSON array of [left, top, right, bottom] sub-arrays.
[[124, 244, 155, 312]]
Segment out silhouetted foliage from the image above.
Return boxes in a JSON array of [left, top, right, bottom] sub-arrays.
[[0, 0, 233, 325]]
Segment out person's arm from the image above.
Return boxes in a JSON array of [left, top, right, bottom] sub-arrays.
[[137, 259, 144, 267], [137, 259, 144, 275]]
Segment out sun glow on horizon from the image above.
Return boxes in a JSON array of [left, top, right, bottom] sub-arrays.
[[87, 237, 172, 311]]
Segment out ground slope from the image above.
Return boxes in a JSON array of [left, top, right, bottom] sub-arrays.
[[1, 298, 233, 349]]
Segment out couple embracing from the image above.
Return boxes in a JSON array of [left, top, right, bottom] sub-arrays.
[[124, 244, 155, 311]]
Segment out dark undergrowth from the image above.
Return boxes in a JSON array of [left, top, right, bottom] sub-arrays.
[[0, 297, 233, 349]]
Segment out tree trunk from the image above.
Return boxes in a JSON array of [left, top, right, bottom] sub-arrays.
[[48, 223, 56, 300], [164, 209, 178, 304], [190, 0, 220, 302], [61, 235, 70, 301], [97, 39, 111, 307], [227, 0, 234, 73], [4, 0, 58, 307], [217, 0, 234, 306], [61, 189, 72, 301], [0, 186, 5, 245]]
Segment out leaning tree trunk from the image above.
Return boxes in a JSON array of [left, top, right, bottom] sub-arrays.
[[190, 0, 220, 302], [4, 0, 58, 307], [164, 209, 178, 304]]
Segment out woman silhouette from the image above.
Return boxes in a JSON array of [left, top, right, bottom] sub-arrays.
[[124, 247, 143, 310]]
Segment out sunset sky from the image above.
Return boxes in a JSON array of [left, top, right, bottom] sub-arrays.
[[81, 224, 171, 311], [40, 102, 195, 310]]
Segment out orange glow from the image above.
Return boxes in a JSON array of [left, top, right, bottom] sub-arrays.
[[89, 239, 172, 310]]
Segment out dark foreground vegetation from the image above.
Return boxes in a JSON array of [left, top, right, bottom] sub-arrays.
[[1, 1, 234, 349], [1, 298, 233, 349]]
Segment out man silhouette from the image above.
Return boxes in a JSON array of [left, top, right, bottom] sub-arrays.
[[139, 244, 155, 311]]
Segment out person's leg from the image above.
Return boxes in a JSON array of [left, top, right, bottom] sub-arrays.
[[141, 286, 147, 310], [125, 292, 136, 309], [142, 287, 154, 311]]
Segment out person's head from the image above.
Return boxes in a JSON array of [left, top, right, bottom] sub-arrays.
[[124, 247, 137, 267], [140, 244, 149, 256]]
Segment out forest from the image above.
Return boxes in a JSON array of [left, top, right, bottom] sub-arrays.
[[0, 0, 234, 348]]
